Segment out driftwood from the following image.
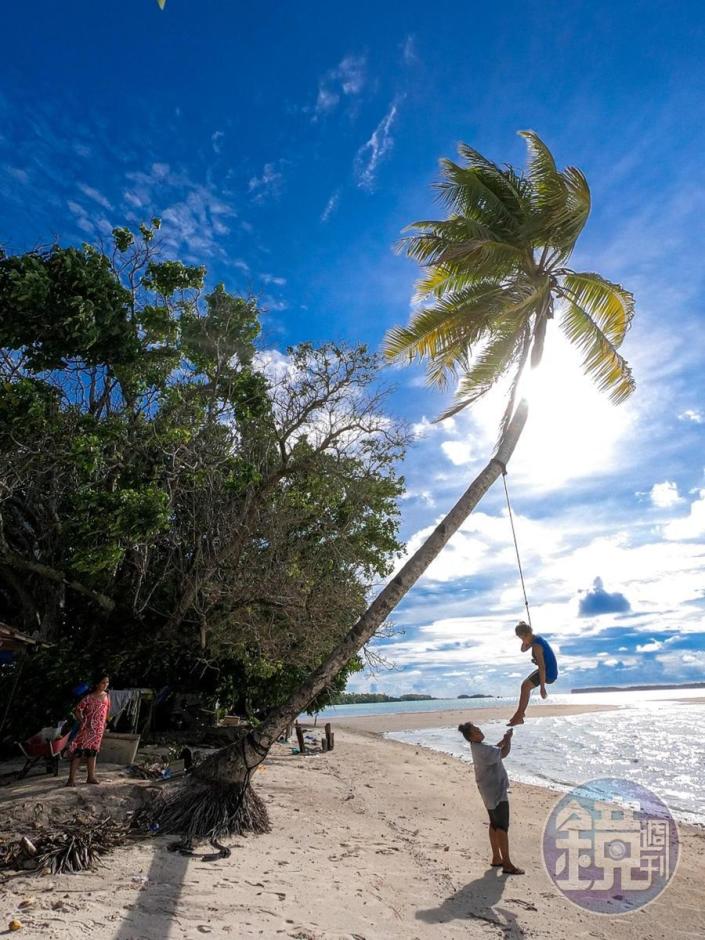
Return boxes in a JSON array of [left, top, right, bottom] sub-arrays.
[[0, 815, 128, 874]]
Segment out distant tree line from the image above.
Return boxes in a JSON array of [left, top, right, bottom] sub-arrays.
[[330, 692, 436, 704]]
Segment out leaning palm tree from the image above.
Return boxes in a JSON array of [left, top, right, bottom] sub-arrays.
[[145, 131, 635, 846]]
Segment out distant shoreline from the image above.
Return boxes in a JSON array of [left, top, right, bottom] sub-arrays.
[[572, 681, 705, 693]]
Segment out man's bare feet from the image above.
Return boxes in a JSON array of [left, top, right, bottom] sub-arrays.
[[86, 778, 100, 785], [507, 716, 524, 726], [64, 780, 77, 788], [502, 865, 525, 875]]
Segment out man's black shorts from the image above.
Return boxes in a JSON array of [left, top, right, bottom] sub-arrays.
[[527, 670, 557, 688], [487, 800, 509, 832]]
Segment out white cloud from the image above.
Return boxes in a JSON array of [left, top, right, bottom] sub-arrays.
[[411, 416, 456, 438], [636, 640, 663, 653], [401, 35, 418, 65], [649, 481, 682, 508], [123, 163, 236, 262], [4, 166, 29, 184], [77, 183, 112, 211], [248, 161, 284, 203], [678, 409, 703, 423], [663, 489, 705, 540], [314, 55, 366, 117], [354, 99, 400, 191], [321, 190, 340, 223], [260, 273, 286, 286], [440, 440, 474, 466], [211, 130, 225, 154]]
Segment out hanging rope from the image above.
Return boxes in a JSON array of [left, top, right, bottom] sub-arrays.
[[496, 461, 532, 628]]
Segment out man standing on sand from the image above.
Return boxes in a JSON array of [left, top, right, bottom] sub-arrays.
[[458, 721, 524, 875]]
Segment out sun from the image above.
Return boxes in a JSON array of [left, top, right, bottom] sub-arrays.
[[512, 330, 634, 489]]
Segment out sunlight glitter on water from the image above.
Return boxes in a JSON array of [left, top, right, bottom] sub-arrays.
[[386, 698, 705, 824]]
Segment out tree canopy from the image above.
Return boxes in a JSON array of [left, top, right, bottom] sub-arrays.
[[0, 225, 407, 737]]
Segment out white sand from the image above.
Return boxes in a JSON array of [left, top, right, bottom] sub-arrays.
[[2, 707, 704, 939]]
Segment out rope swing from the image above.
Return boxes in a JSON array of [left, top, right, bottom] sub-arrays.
[[495, 460, 532, 629]]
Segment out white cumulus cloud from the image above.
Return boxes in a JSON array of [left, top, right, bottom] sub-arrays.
[[649, 480, 682, 508]]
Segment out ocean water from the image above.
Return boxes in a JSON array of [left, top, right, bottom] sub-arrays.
[[382, 691, 705, 825]]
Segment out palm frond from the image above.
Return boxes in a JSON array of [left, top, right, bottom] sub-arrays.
[[498, 323, 532, 441], [438, 317, 530, 420], [456, 143, 528, 221], [560, 301, 636, 403], [383, 284, 509, 367], [436, 159, 521, 239], [518, 130, 564, 214], [560, 272, 634, 346]]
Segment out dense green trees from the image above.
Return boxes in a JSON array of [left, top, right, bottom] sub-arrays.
[[0, 225, 406, 738]]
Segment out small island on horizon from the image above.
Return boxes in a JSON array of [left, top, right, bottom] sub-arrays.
[[332, 691, 495, 705]]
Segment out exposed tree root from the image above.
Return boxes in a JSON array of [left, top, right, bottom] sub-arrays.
[[133, 778, 270, 858]]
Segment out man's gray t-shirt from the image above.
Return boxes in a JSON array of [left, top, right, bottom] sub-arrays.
[[470, 741, 509, 809]]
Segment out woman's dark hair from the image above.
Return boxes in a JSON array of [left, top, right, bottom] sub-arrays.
[[90, 672, 109, 691]]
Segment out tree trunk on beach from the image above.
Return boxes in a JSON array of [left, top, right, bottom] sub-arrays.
[[146, 401, 528, 844]]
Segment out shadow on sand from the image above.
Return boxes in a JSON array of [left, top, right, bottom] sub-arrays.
[[111, 836, 192, 940], [416, 866, 527, 939]]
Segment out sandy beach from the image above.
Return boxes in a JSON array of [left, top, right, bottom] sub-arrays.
[[2, 705, 704, 939], [324, 701, 616, 733]]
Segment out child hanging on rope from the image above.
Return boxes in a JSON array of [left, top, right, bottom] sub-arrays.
[[507, 622, 558, 726]]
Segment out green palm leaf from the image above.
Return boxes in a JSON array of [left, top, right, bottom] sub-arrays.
[[391, 130, 635, 421], [439, 317, 530, 420], [560, 301, 635, 403], [561, 273, 634, 346]]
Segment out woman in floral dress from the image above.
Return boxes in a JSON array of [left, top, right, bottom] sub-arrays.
[[66, 674, 110, 786]]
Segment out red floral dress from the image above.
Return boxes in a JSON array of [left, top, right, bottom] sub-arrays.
[[69, 693, 110, 757]]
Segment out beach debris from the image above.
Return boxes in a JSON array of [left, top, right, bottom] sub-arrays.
[[8, 919, 23, 930], [17, 898, 35, 909], [507, 897, 538, 911], [0, 815, 128, 875]]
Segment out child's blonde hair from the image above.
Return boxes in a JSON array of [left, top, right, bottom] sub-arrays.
[[515, 621, 532, 637]]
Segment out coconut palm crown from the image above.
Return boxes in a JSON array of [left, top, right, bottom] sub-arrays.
[[385, 131, 635, 425]]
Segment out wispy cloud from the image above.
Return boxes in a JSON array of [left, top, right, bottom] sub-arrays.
[[123, 162, 237, 261], [313, 55, 366, 118], [248, 161, 285, 203], [320, 189, 340, 223], [211, 130, 225, 154], [4, 165, 29, 185], [401, 35, 418, 65], [260, 273, 286, 286], [77, 182, 113, 211], [354, 99, 401, 191], [211, 131, 225, 153], [679, 409, 703, 424]]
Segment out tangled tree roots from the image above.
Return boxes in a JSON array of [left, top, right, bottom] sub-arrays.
[[133, 779, 270, 858]]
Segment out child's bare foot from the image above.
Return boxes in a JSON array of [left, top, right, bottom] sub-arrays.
[[502, 865, 525, 875], [507, 715, 524, 726], [86, 777, 100, 785]]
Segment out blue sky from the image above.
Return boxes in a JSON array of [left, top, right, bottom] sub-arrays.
[[2, 1, 704, 696]]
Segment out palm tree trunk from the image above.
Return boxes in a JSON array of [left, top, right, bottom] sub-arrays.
[[147, 400, 528, 842], [255, 398, 528, 746]]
